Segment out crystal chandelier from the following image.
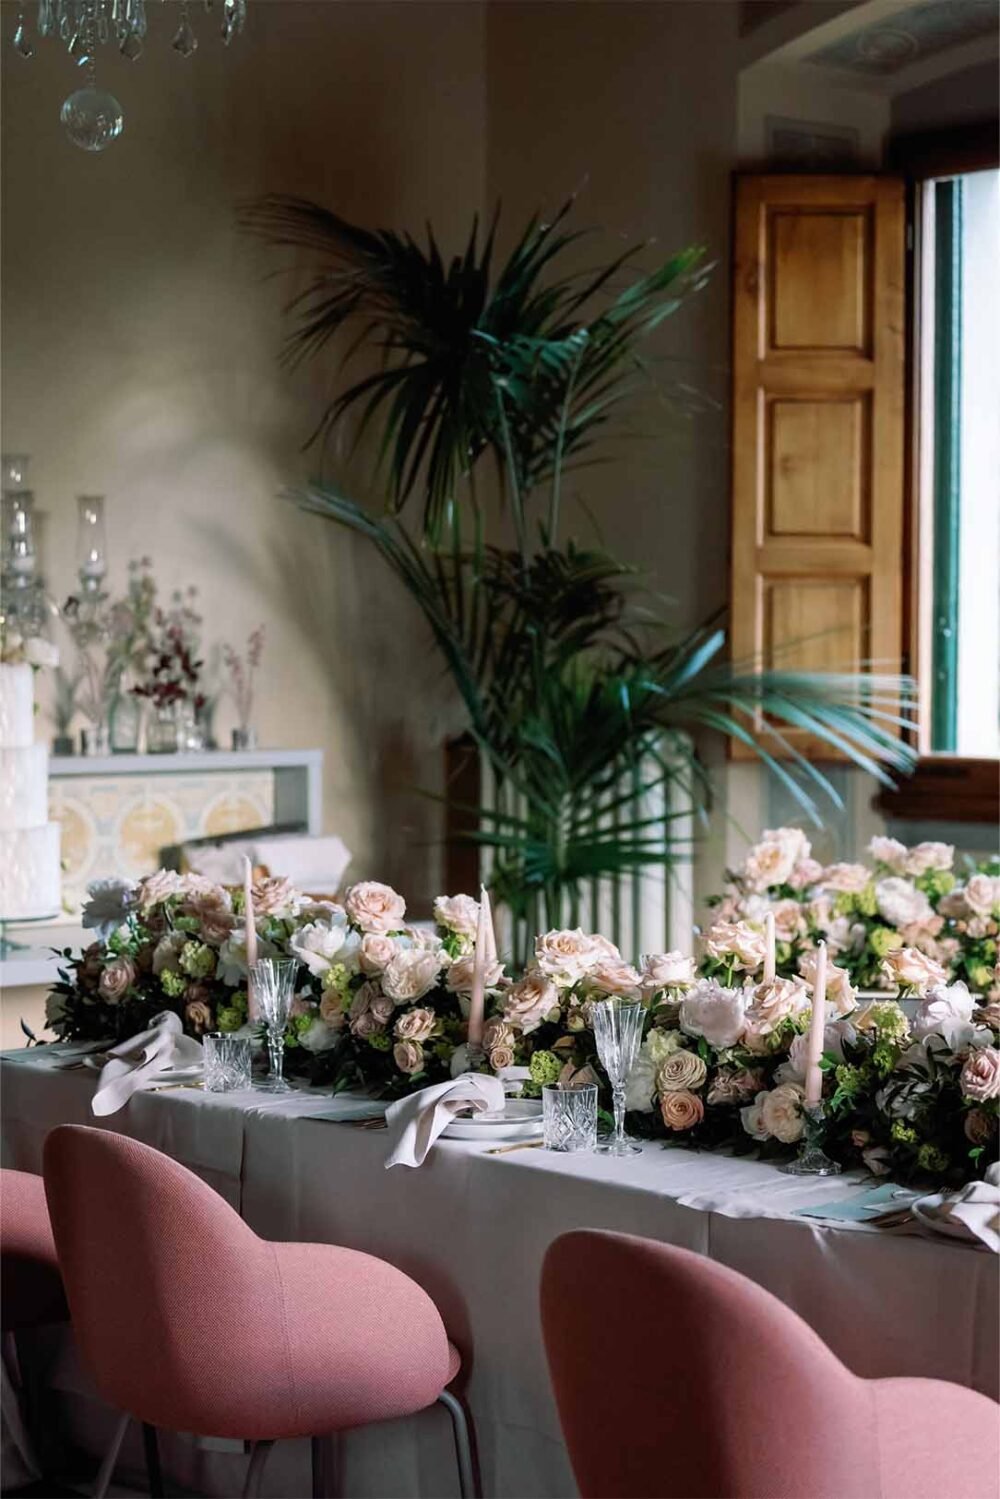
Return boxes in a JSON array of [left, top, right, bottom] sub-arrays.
[[10, 0, 248, 152]]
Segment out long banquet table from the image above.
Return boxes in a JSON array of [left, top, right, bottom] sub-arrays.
[[3, 1045, 998, 1498]]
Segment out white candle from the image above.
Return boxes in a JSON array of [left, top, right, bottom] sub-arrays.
[[763, 910, 776, 984], [243, 856, 259, 1020], [467, 886, 488, 1050], [481, 884, 498, 966], [803, 940, 827, 1107]]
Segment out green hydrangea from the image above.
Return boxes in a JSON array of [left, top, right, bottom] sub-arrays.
[[970, 963, 995, 991], [917, 1143, 949, 1174], [919, 870, 955, 900], [322, 963, 351, 1002], [834, 1063, 863, 1097], [891, 1121, 917, 1144], [160, 969, 187, 998], [855, 882, 878, 918], [368, 1032, 391, 1052], [869, 925, 904, 958], [290, 1012, 314, 1039], [863, 1002, 910, 1042], [216, 1005, 244, 1033], [872, 1041, 898, 1074], [173, 914, 200, 935], [529, 1050, 563, 1086], [179, 941, 215, 980]]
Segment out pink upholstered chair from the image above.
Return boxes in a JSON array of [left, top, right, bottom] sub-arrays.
[[541, 1229, 1000, 1499], [43, 1125, 478, 1499], [1, 1169, 68, 1332]]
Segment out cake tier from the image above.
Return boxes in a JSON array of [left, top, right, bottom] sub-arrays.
[[0, 743, 48, 830], [0, 822, 61, 921], [0, 663, 35, 749]]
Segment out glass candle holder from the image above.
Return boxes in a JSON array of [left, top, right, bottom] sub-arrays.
[[203, 1033, 253, 1093], [542, 1082, 599, 1153], [76, 494, 108, 594]]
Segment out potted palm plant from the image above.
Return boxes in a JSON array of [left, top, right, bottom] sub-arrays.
[[244, 195, 916, 961]]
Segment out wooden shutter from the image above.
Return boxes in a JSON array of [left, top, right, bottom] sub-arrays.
[[730, 174, 906, 758]]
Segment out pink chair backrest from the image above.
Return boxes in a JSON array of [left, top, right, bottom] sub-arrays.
[[43, 1124, 282, 1432], [541, 1229, 877, 1499]]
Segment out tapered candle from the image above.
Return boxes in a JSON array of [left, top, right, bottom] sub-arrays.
[[481, 884, 498, 966], [803, 940, 827, 1107], [763, 910, 776, 984], [467, 886, 489, 1050], [243, 856, 259, 1020]]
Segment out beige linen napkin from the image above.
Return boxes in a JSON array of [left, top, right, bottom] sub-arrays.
[[915, 1163, 1000, 1252], [91, 1011, 203, 1117], [385, 1074, 505, 1168]]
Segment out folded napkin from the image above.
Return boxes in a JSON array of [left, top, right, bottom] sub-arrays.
[[916, 1163, 1000, 1253], [384, 1074, 505, 1169], [91, 1012, 203, 1118]]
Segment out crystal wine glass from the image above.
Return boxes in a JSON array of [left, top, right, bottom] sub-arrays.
[[592, 998, 644, 1156], [251, 958, 297, 1093]]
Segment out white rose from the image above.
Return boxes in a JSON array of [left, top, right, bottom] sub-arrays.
[[23, 637, 59, 668], [534, 928, 609, 984], [432, 893, 480, 939], [298, 1019, 341, 1053], [869, 837, 909, 873], [152, 930, 187, 975], [788, 858, 823, 891], [743, 828, 808, 892], [289, 916, 353, 978], [358, 933, 398, 975], [912, 981, 976, 1047], [770, 898, 806, 941], [344, 881, 406, 934], [625, 1046, 658, 1112], [702, 920, 766, 972], [679, 980, 746, 1049], [741, 1090, 771, 1142], [965, 875, 1000, 918], [381, 948, 443, 1003], [875, 877, 933, 930], [904, 842, 954, 876], [760, 1083, 806, 1144], [821, 863, 871, 894]]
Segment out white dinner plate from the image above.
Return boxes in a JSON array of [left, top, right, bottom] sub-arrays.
[[442, 1099, 542, 1141]]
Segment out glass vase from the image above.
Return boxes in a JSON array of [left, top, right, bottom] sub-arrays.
[[147, 703, 181, 754], [109, 686, 141, 754]]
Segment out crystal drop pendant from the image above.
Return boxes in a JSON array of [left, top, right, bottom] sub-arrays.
[[61, 87, 124, 151], [12, 20, 35, 57], [171, 16, 197, 55]]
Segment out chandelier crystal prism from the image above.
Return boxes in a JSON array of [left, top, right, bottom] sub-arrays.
[[11, 0, 248, 151]]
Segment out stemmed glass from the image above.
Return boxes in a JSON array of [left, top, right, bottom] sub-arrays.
[[251, 959, 297, 1093], [592, 998, 644, 1156]]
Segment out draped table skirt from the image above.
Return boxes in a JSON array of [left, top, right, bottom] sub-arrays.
[[3, 1048, 997, 1498]]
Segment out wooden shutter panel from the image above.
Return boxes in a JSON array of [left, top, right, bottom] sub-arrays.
[[730, 174, 906, 758]]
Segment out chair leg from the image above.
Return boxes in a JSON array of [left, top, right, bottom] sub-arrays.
[[436, 1389, 480, 1499], [311, 1433, 341, 1499], [242, 1438, 275, 1499], [142, 1421, 164, 1498], [92, 1412, 130, 1499]]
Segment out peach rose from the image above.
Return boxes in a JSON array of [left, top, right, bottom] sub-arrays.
[[585, 959, 643, 999], [964, 875, 1000, 919], [359, 933, 398, 975], [788, 858, 823, 891], [138, 870, 186, 909], [904, 841, 954, 876], [445, 953, 504, 994], [181, 888, 235, 943], [369, 993, 396, 1025], [534, 929, 608, 984], [504, 971, 560, 1034], [706, 1067, 764, 1106], [432, 893, 480, 938], [351, 1010, 383, 1040], [868, 836, 909, 873], [488, 1044, 515, 1072], [319, 990, 348, 1029], [881, 946, 947, 996], [770, 899, 805, 942], [660, 1089, 704, 1131], [184, 999, 212, 1034], [98, 956, 136, 1004], [394, 1006, 436, 1043], [960, 1047, 1000, 1102], [797, 952, 857, 1015], [381, 948, 443, 1003], [344, 881, 406, 934], [702, 920, 767, 972], [745, 977, 809, 1035], [821, 863, 871, 894], [742, 828, 810, 892], [641, 951, 696, 992], [393, 1039, 425, 1075], [251, 876, 299, 918], [482, 1018, 514, 1052], [656, 1049, 707, 1093]]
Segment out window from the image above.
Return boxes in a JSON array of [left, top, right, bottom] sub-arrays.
[[916, 167, 1000, 758]]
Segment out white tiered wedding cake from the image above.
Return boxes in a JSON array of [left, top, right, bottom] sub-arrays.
[[0, 662, 61, 921]]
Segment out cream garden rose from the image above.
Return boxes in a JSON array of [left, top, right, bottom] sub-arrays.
[[760, 1083, 806, 1144], [585, 958, 643, 998], [742, 828, 810, 892], [394, 1007, 436, 1043], [534, 928, 608, 984], [869, 836, 909, 873], [344, 881, 406, 934], [903, 841, 954, 876], [290, 918, 354, 978], [445, 953, 504, 994], [381, 948, 443, 1003], [359, 933, 397, 975], [797, 951, 857, 1015], [875, 877, 933, 930], [98, 956, 136, 1003], [744, 976, 808, 1035], [641, 951, 696, 992], [393, 1039, 425, 1075], [881, 946, 946, 996], [251, 876, 299, 918], [821, 863, 871, 894], [964, 874, 1000, 918], [679, 980, 746, 1049]]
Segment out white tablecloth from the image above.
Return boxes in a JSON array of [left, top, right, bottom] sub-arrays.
[[3, 1048, 997, 1498]]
